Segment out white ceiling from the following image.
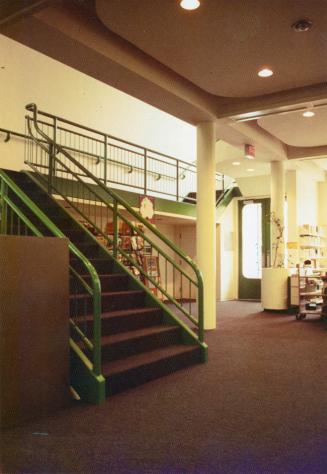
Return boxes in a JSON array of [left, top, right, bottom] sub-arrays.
[[95, 0, 327, 178], [258, 105, 327, 147], [215, 140, 271, 178], [96, 0, 327, 98]]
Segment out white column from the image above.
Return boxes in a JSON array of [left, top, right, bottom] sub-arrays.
[[270, 161, 286, 267], [196, 122, 216, 329]]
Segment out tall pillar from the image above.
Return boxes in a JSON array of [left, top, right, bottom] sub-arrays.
[[270, 161, 286, 267], [196, 122, 216, 329]]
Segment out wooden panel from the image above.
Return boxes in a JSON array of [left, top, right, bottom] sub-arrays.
[[0, 235, 70, 428]]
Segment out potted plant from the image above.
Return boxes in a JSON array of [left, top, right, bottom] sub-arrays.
[[261, 212, 289, 310]]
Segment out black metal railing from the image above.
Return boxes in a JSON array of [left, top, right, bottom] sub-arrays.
[[0, 109, 225, 203]]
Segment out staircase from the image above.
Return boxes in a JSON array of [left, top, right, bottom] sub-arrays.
[[3, 168, 205, 399], [183, 190, 223, 205], [183, 188, 242, 206]]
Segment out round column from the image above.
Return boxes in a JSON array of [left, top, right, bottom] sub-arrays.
[[270, 161, 286, 267], [262, 160, 288, 310], [196, 122, 216, 330]]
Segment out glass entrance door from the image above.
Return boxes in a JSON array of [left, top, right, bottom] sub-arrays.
[[238, 198, 270, 300]]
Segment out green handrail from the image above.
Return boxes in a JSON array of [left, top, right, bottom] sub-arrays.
[[26, 103, 204, 343], [0, 169, 103, 376]]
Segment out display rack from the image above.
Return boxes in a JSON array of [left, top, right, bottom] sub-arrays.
[[298, 224, 327, 268], [80, 219, 162, 295], [295, 264, 327, 321]]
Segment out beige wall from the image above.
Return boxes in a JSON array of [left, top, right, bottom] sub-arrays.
[[318, 174, 327, 226], [296, 170, 319, 226], [0, 35, 196, 172]]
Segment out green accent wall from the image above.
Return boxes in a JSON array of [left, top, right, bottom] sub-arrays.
[[47, 175, 240, 220]]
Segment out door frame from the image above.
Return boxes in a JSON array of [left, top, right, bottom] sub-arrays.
[[238, 198, 270, 300]]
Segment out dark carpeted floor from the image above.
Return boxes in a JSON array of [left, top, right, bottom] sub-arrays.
[[1, 301, 327, 474]]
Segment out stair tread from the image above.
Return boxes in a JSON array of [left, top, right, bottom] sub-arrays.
[[102, 344, 199, 376], [79, 273, 127, 279], [76, 306, 161, 322], [70, 289, 144, 299], [71, 257, 109, 261], [101, 324, 179, 346]]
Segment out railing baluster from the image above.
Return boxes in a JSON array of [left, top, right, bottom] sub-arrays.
[[104, 135, 107, 186], [176, 159, 179, 202], [113, 199, 118, 259], [165, 258, 168, 294], [144, 148, 147, 195], [0, 179, 8, 234]]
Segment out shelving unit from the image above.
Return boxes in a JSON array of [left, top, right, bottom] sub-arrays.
[[294, 265, 327, 321], [298, 224, 327, 268]]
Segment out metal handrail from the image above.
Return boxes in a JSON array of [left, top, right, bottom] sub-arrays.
[[0, 169, 103, 377], [26, 103, 204, 342], [23, 104, 224, 201], [1, 125, 230, 204]]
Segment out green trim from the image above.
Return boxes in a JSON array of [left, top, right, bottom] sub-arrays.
[[70, 319, 93, 351], [0, 179, 8, 233], [216, 186, 242, 220], [3, 194, 42, 236], [70, 339, 105, 405]]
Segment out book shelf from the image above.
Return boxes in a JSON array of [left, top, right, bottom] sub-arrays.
[[82, 219, 161, 296], [298, 224, 327, 268], [293, 265, 327, 321]]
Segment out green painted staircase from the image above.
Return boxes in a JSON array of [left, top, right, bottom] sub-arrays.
[[4, 169, 204, 398]]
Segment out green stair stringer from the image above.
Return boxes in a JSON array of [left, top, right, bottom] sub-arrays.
[[24, 170, 208, 361], [216, 185, 242, 220], [70, 340, 105, 404]]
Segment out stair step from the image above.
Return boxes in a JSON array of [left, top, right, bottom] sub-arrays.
[[70, 273, 129, 293], [103, 344, 202, 395], [74, 242, 100, 257], [100, 324, 181, 361], [70, 257, 114, 273], [62, 229, 88, 243], [70, 290, 143, 300], [74, 306, 163, 335], [70, 289, 145, 315]]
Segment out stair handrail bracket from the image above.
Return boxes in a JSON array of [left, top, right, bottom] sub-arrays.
[[0, 169, 104, 400], [25, 103, 205, 346]]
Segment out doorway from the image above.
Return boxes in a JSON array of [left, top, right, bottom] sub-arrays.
[[238, 198, 270, 300]]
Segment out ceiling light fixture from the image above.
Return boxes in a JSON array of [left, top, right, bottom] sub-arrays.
[[302, 109, 315, 118], [232, 161, 241, 166], [258, 68, 273, 78], [292, 19, 313, 33], [180, 0, 200, 10], [247, 168, 254, 172]]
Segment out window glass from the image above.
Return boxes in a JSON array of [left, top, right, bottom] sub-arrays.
[[242, 203, 262, 278]]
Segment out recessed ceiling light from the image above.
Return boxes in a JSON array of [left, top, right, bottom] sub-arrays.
[[180, 0, 200, 10], [232, 161, 241, 166], [247, 168, 254, 172], [302, 110, 315, 117], [292, 19, 313, 33], [258, 68, 273, 78]]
